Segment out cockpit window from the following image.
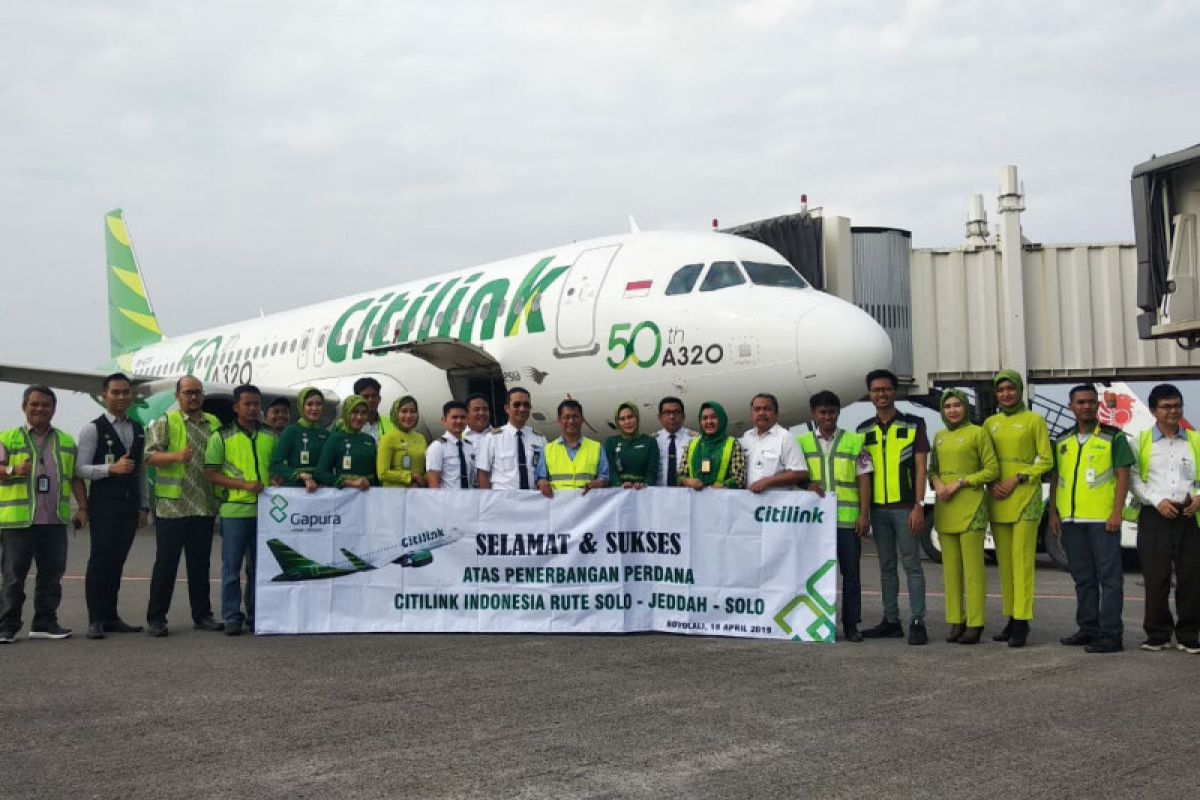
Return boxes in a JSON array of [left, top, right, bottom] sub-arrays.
[[743, 261, 809, 289], [699, 261, 746, 292], [665, 263, 703, 295]]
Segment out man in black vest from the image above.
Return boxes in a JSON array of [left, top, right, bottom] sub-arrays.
[[75, 372, 148, 639]]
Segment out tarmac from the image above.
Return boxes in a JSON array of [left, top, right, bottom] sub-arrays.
[[0, 527, 1196, 800]]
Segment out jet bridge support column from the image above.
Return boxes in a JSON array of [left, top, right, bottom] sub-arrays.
[[996, 166, 1029, 392]]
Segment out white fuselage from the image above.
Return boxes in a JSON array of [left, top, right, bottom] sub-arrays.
[[124, 230, 892, 438]]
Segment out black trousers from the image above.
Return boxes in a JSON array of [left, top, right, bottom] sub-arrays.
[[146, 516, 215, 625], [1138, 507, 1200, 643], [0, 524, 68, 632], [85, 501, 139, 624]]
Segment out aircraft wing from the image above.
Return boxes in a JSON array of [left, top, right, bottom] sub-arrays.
[[0, 362, 160, 395]]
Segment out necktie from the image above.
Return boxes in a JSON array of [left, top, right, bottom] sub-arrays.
[[456, 439, 469, 489], [667, 433, 677, 486], [516, 429, 529, 489]]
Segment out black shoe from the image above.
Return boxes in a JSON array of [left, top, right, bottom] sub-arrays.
[[224, 621, 243, 636], [908, 619, 928, 646], [1140, 638, 1171, 651], [193, 616, 224, 632], [28, 625, 71, 640], [104, 619, 143, 634], [146, 622, 168, 637], [1085, 639, 1123, 654], [1008, 620, 1030, 648], [993, 617, 1015, 642], [0, 630, 17, 644], [86, 623, 106, 640], [945, 623, 966, 643], [861, 620, 904, 639], [1176, 640, 1200, 655], [958, 626, 984, 645], [841, 627, 864, 643], [1060, 630, 1092, 647]]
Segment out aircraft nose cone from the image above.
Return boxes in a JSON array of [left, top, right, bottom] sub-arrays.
[[797, 300, 893, 404]]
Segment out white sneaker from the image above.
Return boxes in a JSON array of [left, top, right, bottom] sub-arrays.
[[1176, 641, 1200, 655], [1141, 639, 1172, 651], [28, 626, 71, 640]]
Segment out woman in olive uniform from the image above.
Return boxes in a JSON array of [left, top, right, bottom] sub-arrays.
[[678, 401, 745, 490], [270, 387, 329, 493], [604, 401, 659, 488], [985, 370, 1053, 647], [378, 396, 428, 488], [316, 396, 379, 489], [929, 389, 999, 644]]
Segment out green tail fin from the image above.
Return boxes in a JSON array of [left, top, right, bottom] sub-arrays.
[[105, 208, 164, 357], [267, 539, 317, 573]]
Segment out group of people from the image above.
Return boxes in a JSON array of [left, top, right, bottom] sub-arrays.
[[0, 368, 1196, 655]]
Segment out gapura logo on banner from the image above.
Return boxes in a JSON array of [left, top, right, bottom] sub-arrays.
[[268, 494, 342, 530]]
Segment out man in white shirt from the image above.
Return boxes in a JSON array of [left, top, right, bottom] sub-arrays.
[[426, 401, 475, 490], [739, 393, 806, 493], [477, 387, 545, 490], [653, 396, 695, 487], [462, 393, 494, 450], [1129, 383, 1200, 653]]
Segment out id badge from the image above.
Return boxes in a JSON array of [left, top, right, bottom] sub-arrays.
[[402, 455, 412, 469], [299, 450, 310, 466], [1085, 468, 1096, 483], [342, 455, 353, 471], [36, 474, 50, 494], [104, 453, 115, 465], [701, 459, 712, 473]]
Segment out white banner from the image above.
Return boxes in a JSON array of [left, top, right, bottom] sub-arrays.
[[255, 487, 837, 642]]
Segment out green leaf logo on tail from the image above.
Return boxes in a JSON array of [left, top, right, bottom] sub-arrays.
[[106, 209, 164, 357]]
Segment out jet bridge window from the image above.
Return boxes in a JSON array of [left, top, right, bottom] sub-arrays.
[[743, 261, 809, 289], [699, 261, 746, 292], [665, 263, 703, 295]]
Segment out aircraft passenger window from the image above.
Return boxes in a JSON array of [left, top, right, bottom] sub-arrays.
[[530, 293, 541, 312], [317, 334, 326, 348], [253, 347, 260, 358], [271, 343, 278, 355], [290, 340, 297, 352], [699, 261, 746, 292], [463, 306, 476, 324], [743, 261, 809, 289], [665, 264, 703, 295]]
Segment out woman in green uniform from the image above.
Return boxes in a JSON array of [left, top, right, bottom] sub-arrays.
[[678, 401, 745, 490], [316, 395, 378, 489], [604, 401, 659, 488], [929, 389, 999, 644], [985, 370, 1052, 647], [378, 396, 428, 488], [270, 387, 330, 493]]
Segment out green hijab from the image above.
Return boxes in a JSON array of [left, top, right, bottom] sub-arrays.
[[614, 401, 640, 440], [690, 401, 730, 486], [994, 369, 1027, 415], [390, 395, 418, 432], [340, 395, 369, 432], [939, 389, 971, 430], [296, 387, 323, 428]]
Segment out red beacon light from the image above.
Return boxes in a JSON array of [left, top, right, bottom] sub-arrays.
[[711, 218, 719, 230]]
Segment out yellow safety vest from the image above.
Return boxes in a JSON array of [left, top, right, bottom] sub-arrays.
[[684, 437, 735, 486], [1132, 428, 1200, 525], [1054, 424, 1123, 521], [155, 411, 220, 499], [211, 424, 275, 509], [858, 416, 920, 505], [797, 429, 863, 527], [0, 427, 76, 528], [544, 438, 601, 490]]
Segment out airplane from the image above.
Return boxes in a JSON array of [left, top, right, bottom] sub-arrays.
[[0, 209, 893, 435], [267, 537, 442, 582]]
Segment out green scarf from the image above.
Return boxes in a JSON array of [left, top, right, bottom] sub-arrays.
[[690, 401, 730, 486], [340, 395, 369, 431], [940, 389, 971, 430], [994, 369, 1027, 415], [614, 401, 640, 440], [296, 386, 323, 428], [390, 395, 418, 432]]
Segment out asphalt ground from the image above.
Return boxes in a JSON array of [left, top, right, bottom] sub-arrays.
[[0, 527, 1195, 800]]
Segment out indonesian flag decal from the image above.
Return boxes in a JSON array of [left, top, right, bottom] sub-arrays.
[[623, 279, 652, 298]]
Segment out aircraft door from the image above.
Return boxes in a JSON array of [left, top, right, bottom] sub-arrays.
[[313, 325, 329, 368], [297, 327, 313, 369], [554, 244, 620, 356]]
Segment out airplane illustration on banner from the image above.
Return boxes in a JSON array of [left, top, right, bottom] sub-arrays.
[[0, 209, 891, 435], [267, 527, 460, 582]]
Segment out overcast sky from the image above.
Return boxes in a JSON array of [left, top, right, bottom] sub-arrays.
[[2, 1, 1198, 434]]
